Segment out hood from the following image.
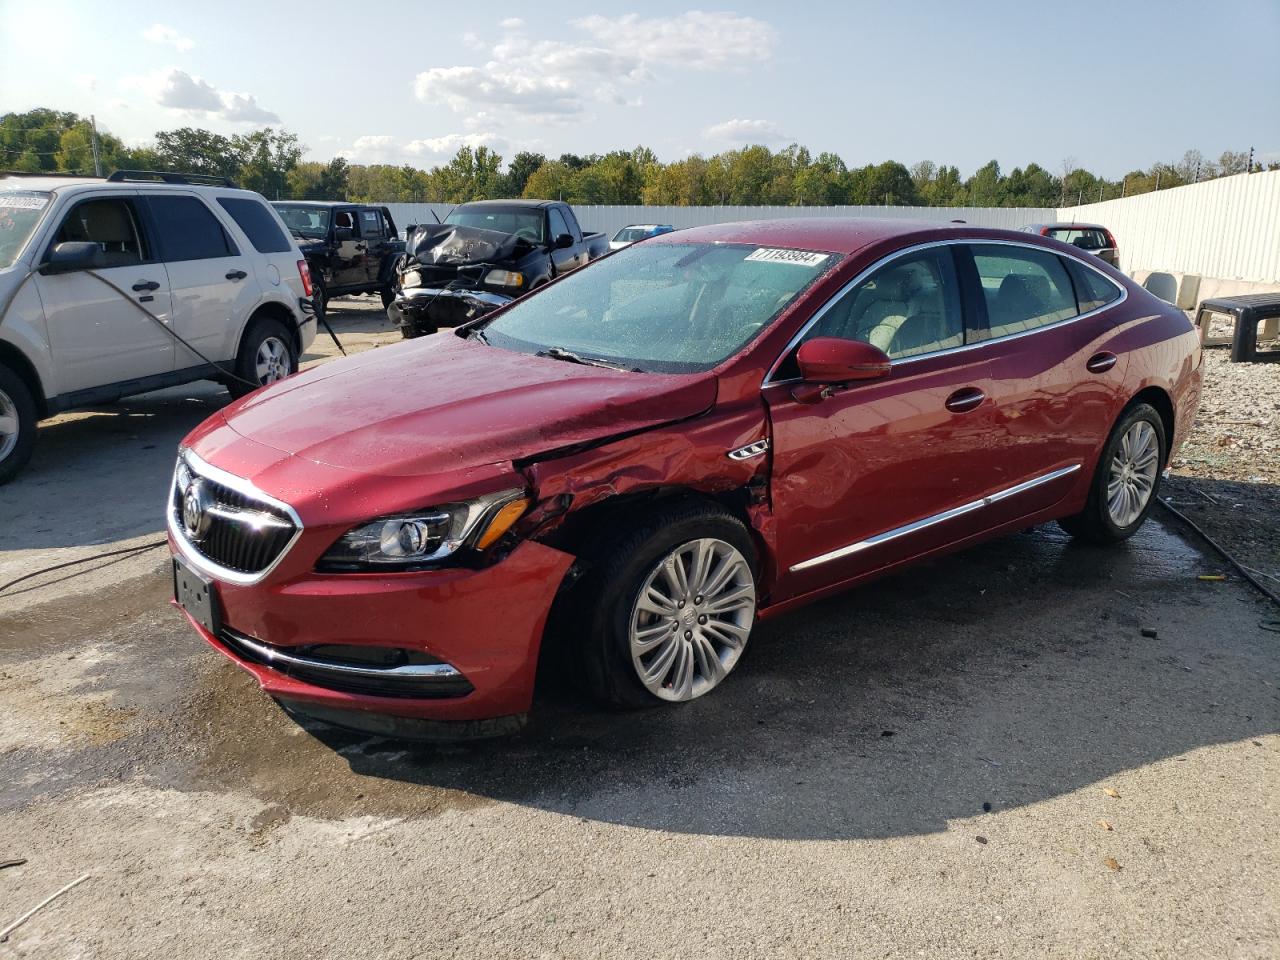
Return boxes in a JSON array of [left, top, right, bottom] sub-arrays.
[[406, 223, 533, 266], [209, 334, 717, 479]]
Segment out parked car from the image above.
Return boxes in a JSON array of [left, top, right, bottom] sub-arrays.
[[0, 170, 317, 484], [1021, 222, 1118, 266], [272, 201, 405, 315], [610, 223, 676, 250], [389, 199, 609, 338], [168, 218, 1201, 738]]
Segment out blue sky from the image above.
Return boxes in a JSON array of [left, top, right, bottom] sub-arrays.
[[2, 0, 1276, 177]]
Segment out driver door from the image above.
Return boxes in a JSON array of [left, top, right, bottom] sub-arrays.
[[548, 207, 580, 275], [330, 209, 367, 287], [764, 244, 1002, 603]]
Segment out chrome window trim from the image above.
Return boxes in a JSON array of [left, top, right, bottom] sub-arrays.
[[168, 448, 304, 586], [762, 238, 1128, 387], [789, 464, 1081, 573]]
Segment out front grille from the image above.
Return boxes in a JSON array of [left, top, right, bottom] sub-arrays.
[[172, 457, 298, 577]]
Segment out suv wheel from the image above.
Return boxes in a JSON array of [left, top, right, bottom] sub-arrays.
[[0, 365, 37, 485], [572, 501, 758, 708], [1059, 402, 1166, 544], [226, 319, 298, 399]]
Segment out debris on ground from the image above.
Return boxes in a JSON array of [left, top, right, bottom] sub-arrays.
[[1103, 788, 1121, 799]]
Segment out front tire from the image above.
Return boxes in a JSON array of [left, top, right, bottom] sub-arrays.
[[571, 501, 758, 708], [1058, 402, 1166, 544], [0, 365, 37, 485], [226, 319, 298, 399]]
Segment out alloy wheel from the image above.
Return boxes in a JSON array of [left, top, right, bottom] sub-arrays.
[[255, 336, 290, 386], [629, 537, 756, 702], [1107, 420, 1160, 527], [0, 387, 19, 462]]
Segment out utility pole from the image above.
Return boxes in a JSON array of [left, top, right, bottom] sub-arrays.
[[89, 115, 102, 177], [1248, 146, 1254, 173], [1155, 169, 1161, 191], [1098, 184, 1103, 203], [1121, 177, 1127, 197]]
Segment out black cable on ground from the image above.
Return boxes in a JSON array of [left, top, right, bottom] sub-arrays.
[[1157, 497, 1280, 608], [0, 540, 167, 597]]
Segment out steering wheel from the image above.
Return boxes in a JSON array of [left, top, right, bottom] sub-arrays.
[[513, 227, 540, 243]]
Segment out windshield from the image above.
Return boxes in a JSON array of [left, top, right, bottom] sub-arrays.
[[480, 242, 838, 373], [613, 226, 652, 242], [1049, 227, 1110, 250], [273, 204, 330, 238], [0, 191, 52, 269], [446, 205, 545, 244]]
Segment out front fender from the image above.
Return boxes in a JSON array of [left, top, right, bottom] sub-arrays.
[[0, 275, 56, 401]]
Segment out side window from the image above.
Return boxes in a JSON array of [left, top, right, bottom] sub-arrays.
[[1065, 258, 1122, 313], [559, 206, 582, 240], [547, 207, 570, 241], [796, 247, 964, 362], [359, 209, 384, 240], [54, 198, 147, 266], [217, 198, 291, 253], [970, 244, 1077, 341], [145, 195, 236, 262]]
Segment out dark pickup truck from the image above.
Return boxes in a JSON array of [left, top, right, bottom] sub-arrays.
[[389, 199, 608, 337], [272, 201, 406, 314]]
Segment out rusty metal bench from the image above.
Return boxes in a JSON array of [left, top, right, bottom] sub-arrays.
[[1193, 294, 1280, 362]]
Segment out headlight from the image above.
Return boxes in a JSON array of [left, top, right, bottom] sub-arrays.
[[401, 270, 423, 289], [318, 488, 528, 571], [485, 269, 524, 289]]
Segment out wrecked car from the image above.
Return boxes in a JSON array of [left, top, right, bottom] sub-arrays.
[[388, 199, 607, 338], [272, 202, 405, 314], [168, 218, 1202, 739]]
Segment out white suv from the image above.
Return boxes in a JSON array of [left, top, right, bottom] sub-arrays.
[[0, 171, 318, 483]]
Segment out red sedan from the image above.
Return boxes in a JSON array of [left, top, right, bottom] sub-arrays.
[[168, 219, 1202, 737]]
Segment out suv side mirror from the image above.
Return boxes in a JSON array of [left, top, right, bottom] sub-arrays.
[[40, 241, 103, 275], [554, 233, 574, 249], [334, 226, 354, 241], [796, 337, 891, 383]]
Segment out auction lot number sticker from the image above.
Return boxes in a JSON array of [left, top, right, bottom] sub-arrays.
[[744, 247, 829, 267]]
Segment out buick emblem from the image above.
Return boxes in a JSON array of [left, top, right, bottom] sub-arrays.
[[182, 479, 213, 542]]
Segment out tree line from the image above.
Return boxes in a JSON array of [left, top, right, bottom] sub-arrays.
[[3, 108, 1271, 209]]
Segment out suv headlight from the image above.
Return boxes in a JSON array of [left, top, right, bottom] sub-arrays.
[[318, 488, 529, 571], [485, 269, 524, 289]]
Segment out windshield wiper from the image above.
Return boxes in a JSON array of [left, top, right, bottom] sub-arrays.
[[536, 346, 640, 372]]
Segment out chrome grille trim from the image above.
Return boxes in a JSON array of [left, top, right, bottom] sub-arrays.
[[168, 449, 303, 585]]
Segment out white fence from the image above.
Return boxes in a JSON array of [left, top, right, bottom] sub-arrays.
[[382, 173, 1280, 288], [382, 203, 1054, 242], [1058, 170, 1280, 283]]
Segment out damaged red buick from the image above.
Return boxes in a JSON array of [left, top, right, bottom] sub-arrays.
[[168, 219, 1202, 737]]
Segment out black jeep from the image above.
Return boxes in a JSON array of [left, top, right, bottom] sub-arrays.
[[272, 201, 406, 314]]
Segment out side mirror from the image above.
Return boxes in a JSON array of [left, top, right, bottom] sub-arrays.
[[796, 337, 891, 383], [334, 226, 354, 241], [40, 241, 103, 275], [554, 233, 574, 249]]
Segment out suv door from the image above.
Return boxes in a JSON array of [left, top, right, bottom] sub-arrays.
[[32, 193, 175, 394], [140, 193, 260, 370], [763, 245, 1004, 603], [356, 209, 387, 284]]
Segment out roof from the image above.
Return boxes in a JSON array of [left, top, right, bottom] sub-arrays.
[[0, 173, 104, 191], [270, 200, 368, 209], [0, 172, 261, 198], [650, 217, 1031, 255], [455, 198, 557, 209], [1029, 222, 1110, 230]]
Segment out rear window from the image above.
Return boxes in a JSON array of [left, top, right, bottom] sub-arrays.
[[1048, 227, 1111, 251], [1067, 258, 1123, 313], [218, 198, 291, 253], [145, 195, 236, 261]]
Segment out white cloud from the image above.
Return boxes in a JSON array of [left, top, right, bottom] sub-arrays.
[[124, 67, 281, 124], [414, 11, 775, 126], [704, 118, 787, 144], [498, 17, 524, 29], [341, 132, 509, 166], [75, 74, 97, 92], [142, 24, 194, 52]]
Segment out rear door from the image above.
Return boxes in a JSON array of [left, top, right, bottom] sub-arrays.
[[140, 192, 260, 369], [33, 192, 176, 393], [764, 244, 1005, 603]]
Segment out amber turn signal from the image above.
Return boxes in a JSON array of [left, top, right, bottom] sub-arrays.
[[475, 497, 530, 550]]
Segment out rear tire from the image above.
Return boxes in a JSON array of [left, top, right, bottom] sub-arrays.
[[0, 365, 37, 485], [1058, 402, 1166, 544], [566, 500, 759, 709], [226, 319, 298, 399]]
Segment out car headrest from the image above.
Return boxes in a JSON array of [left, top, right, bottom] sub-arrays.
[[80, 202, 134, 244]]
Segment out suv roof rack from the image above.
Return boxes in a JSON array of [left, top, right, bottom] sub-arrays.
[[106, 170, 239, 188]]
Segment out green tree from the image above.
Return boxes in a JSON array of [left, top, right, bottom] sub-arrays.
[[231, 128, 303, 198], [153, 127, 242, 180], [522, 161, 575, 200], [499, 151, 546, 197]]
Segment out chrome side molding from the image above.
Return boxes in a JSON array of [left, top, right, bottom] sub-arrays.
[[789, 463, 1081, 573]]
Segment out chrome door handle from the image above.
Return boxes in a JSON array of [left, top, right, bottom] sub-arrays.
[[944, 387, 985, 413], [1086, 351, 1118, 373]]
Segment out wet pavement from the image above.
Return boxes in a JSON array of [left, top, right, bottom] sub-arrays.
[[1, 302, 1277, 957]]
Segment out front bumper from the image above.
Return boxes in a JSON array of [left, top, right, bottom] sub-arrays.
[[388, 286, 512, 333], [172, 536, 575, 728]]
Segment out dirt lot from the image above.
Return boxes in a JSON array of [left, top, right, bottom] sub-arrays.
[[1, 301, 1277, 959]]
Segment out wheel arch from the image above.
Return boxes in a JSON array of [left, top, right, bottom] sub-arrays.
[[0, 341, 49, 418], [240, 300, 303, 358], [1128, 385, 1175, 465]]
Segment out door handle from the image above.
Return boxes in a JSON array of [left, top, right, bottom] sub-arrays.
[[131, 280, 160, 292], [944, 387, 986, 413], [225, 270, 247, 281], [1086, 351, 1118, 374]]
